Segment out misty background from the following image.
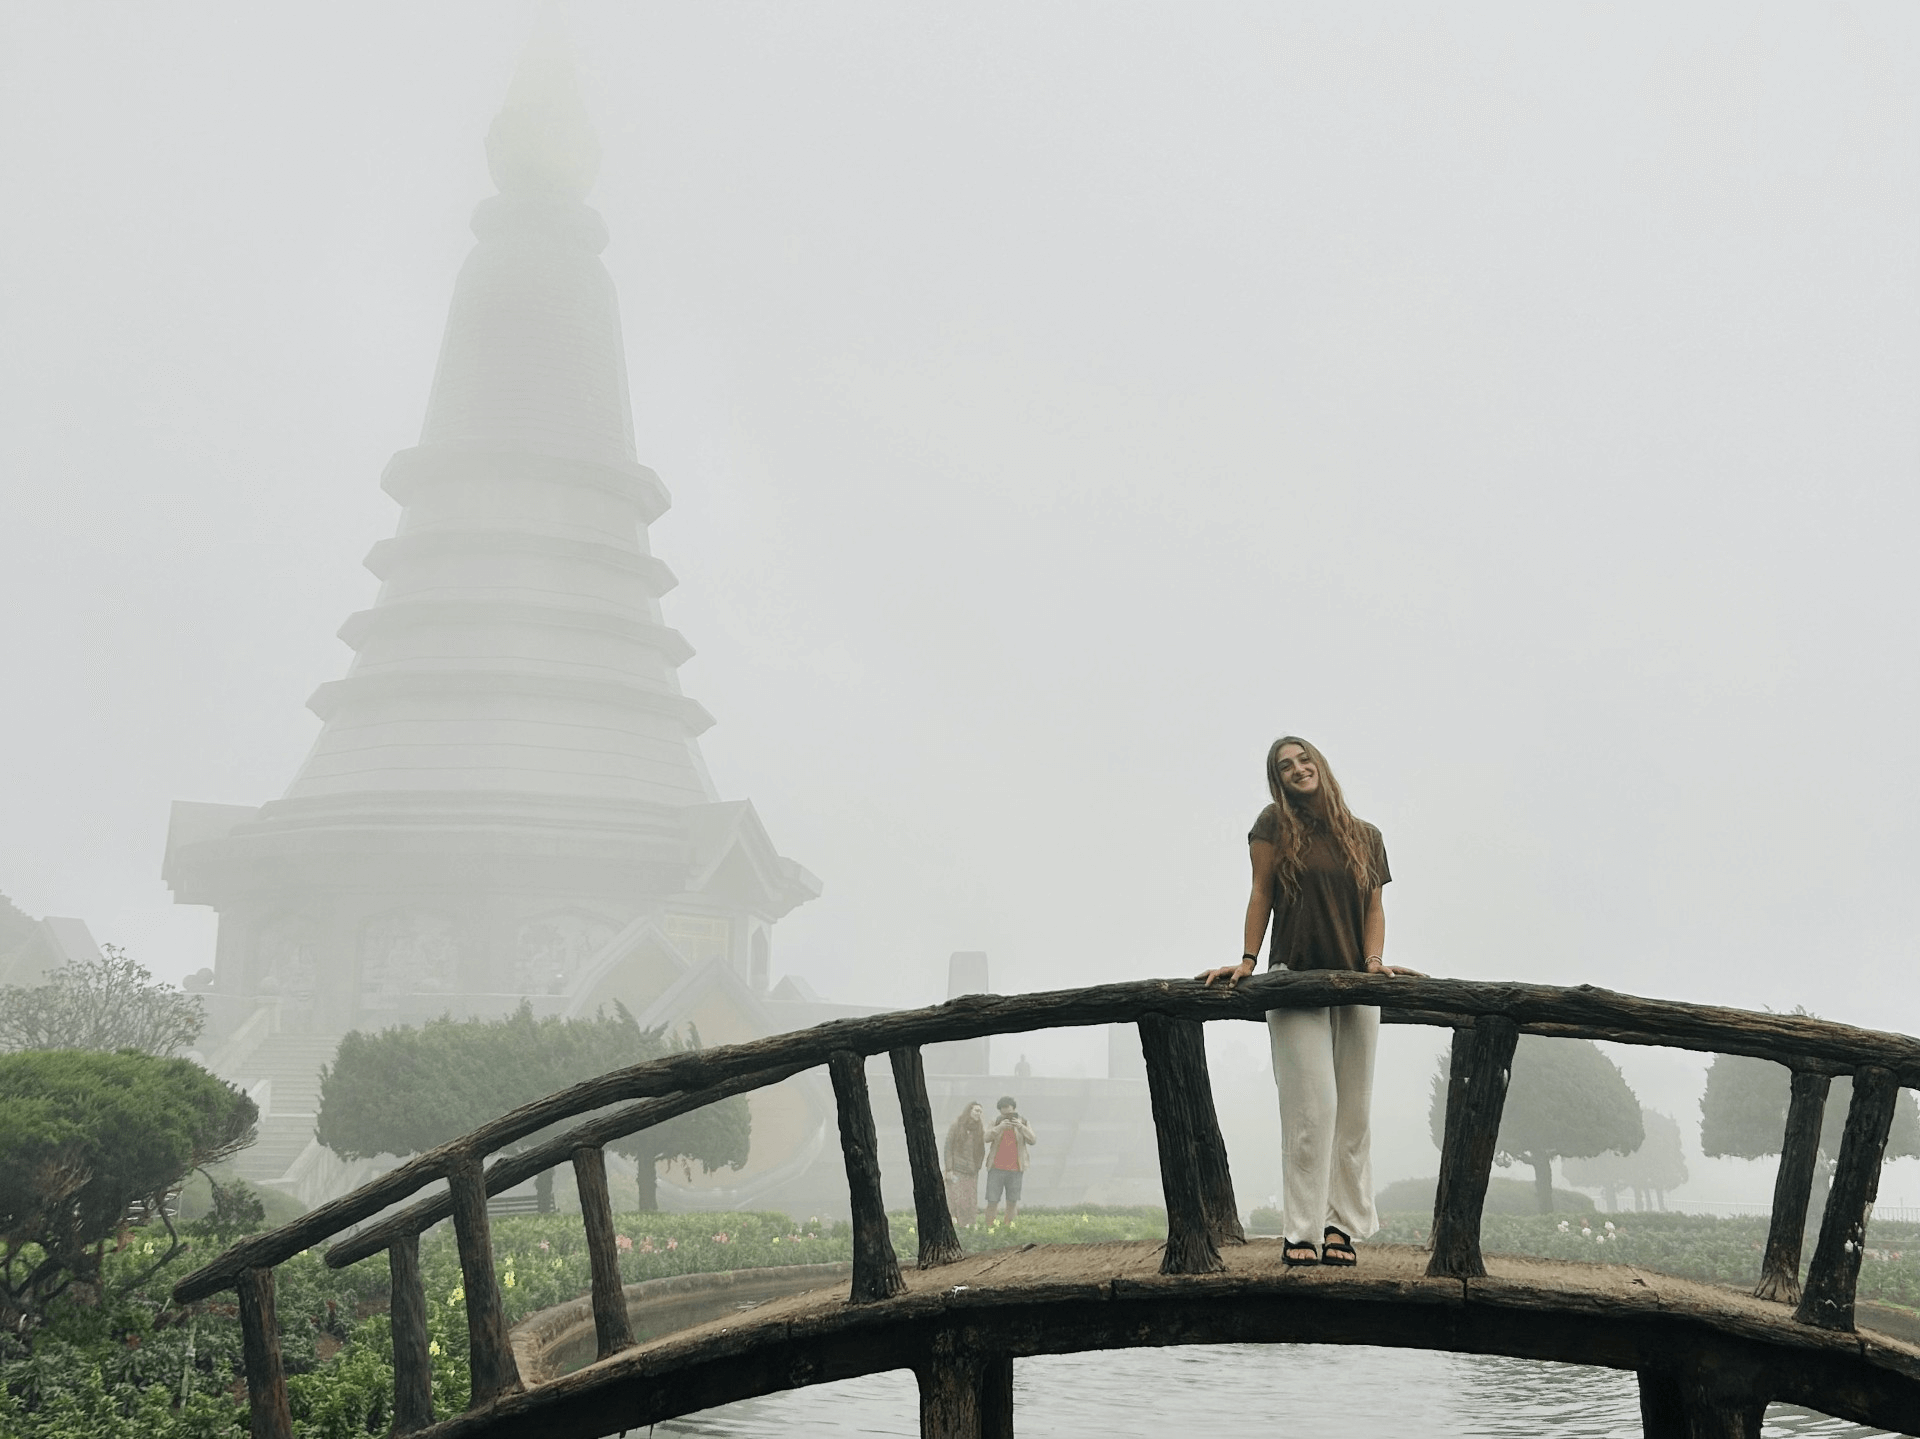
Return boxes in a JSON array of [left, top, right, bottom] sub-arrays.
[[3, 4, 1917, 1205]]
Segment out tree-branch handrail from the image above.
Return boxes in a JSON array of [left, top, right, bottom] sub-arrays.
[[172, 971, 1920, 1304], [324, 1062, 811, 1269]]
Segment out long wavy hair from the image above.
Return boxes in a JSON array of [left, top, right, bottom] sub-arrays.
[[1265, 735, 1379, 896], [945, 1102, 985, 1164]]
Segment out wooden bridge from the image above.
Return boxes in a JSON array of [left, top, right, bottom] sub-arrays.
[[173, 973, 1920, 1439]]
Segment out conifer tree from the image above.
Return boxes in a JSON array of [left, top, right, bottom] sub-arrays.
[[317, 1002, 748, 1211], [1564, 1108, 1689, 1210], [1430, 1035, 1644, 1213], [1699, 1049, 1920, 1217]]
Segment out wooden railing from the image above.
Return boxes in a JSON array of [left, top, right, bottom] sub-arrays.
[[171, 972, 1920, 1439]]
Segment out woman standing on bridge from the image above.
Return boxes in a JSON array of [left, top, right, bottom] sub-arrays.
[[1198, 736, 1420, 1268]]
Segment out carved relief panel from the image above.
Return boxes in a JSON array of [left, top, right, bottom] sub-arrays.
[[359, 910, 465, 1007], [514, 911, 616, 995], [255, 913, 319, 1015]]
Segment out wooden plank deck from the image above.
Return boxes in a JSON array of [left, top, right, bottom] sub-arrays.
[[421, 1241, 1920, 1439]]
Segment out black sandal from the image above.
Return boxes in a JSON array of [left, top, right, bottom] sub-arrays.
[[1282, 1238, 1319, 1268], [1321, 1227, 1357, 1267]]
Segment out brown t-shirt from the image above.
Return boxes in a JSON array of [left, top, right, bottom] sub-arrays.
[[1248, 805, 1391, 972]]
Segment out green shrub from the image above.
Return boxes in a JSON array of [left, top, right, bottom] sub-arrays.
[[173, 1170, 305, 1233], [0, 1050, 255, 1325], [1375, 1174, 1595, 1217], [317, 1005, 748, 1212]]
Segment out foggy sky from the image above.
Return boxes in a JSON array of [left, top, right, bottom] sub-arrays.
[[3, 0, 1917, 1079]]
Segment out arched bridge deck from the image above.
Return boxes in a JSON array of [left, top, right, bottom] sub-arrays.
[[172, 973, 1920, 1438], [441, 1241, 1920, 1439]]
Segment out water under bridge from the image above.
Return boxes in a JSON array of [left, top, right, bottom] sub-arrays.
[[173, 973, 1920, 1439]]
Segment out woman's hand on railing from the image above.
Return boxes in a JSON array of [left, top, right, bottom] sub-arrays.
[[1195, 960, 1256, 987], [1366, 958, 1427, 978]]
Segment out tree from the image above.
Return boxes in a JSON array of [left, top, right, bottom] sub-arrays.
[[0, 946, 204, 1057], [1699, 1051, 1920, 1216], [1429, 1035, 1644, 1213], [614, 1066, 751, 1211], [0, 1049, 256, 1325], [187, 1173, 268, 1245], [316, 1002, 749, 1211], [1564, 1108, 1689, 1210]]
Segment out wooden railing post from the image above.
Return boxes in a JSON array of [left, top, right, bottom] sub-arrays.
[[829, 1049, 907, 1303], [1138, 1012, 1225, 1275], [1427, 1016, 1519, 1280], [1643, 1347, 1767, 1439], [978, 1352, 1014, 1439], [571, 1144, 636, 1359], [1167, 1015, 1245, 1245], [1636, 1368, 1686, 1439], [918, 1333, 1013, 1439], [1795, 1065, 1899, 1331], [235, 1266, 292, 1439], [1753, 1068, 1830, 1304], [388, 1233, 434, 1434], [890, 1046, 966, 1268], [1675, 1398, 1765, 1439], [448, 1152, 524, 1405], [1638, 1349, 1773, 1439]]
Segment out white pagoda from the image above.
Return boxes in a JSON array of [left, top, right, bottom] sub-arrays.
[[164, 35, 820, 1184]]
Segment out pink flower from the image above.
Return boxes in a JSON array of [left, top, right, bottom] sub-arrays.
[[615, 1235, 633, 1253], [713, 1233, 729, 1244], [666, 1238, 678, 1250], [640, 1239, 655, 1253], [538, 1241, 549, 1252]]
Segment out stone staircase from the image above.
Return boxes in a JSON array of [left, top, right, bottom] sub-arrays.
[[223, 1034, 342, 1186]]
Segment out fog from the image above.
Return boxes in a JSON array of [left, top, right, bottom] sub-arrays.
[[3, 6, 1918, 1201]]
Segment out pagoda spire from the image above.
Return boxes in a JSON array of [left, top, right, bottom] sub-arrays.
[[162, 14, 815, 1147], [273, 22, 705, 810], [485, 8, 600, 201], [418, 15, 632, 467]]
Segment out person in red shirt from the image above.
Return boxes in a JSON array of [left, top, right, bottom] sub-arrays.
[[981, 1095, 1037, 1227]]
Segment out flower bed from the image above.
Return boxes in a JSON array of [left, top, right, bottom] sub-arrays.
[[0, 1205, 1167, 1437], [1373, 1209, 1920, 1311]]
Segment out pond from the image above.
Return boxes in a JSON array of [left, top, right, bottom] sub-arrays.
[[653, 1344, 1891, 1437]]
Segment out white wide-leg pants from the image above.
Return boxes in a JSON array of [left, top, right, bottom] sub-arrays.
[[1266, 1004, 1380, 1245]]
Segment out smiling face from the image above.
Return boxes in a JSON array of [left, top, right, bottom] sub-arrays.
[[1272, 742, 1321, 801], [968, 1103, 983, 1122]]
